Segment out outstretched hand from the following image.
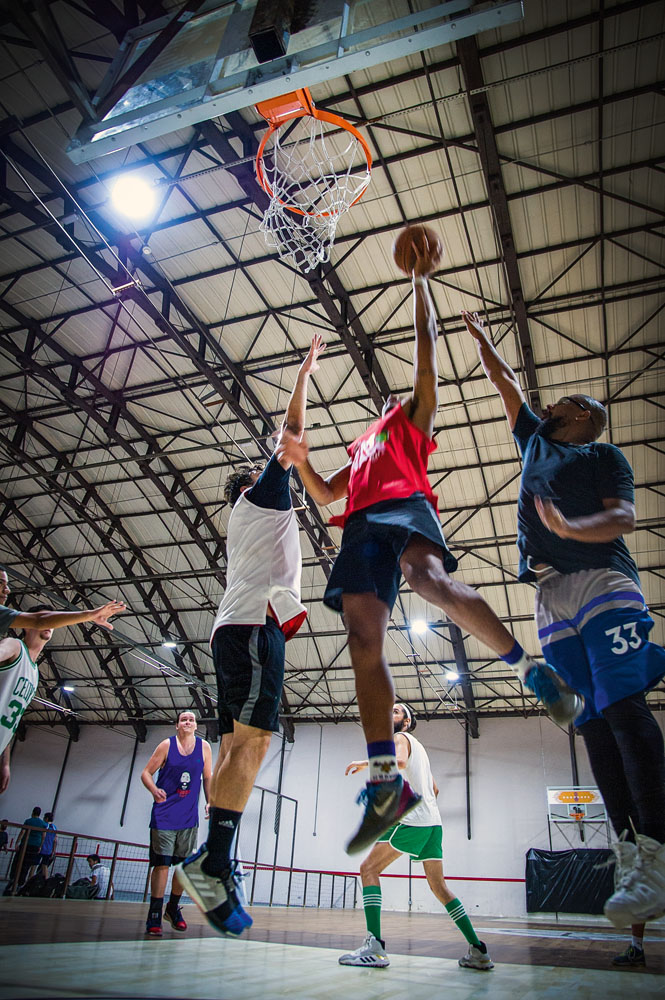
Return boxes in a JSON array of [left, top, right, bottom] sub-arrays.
[[302, 334, 325, 375], [535, 496, 572, 538], [345, 760, 368, 776], [91, 600, 126, 630], [461, 310, 487, 341], [275, 428, 310, 469], [412, 232, 443, 278]]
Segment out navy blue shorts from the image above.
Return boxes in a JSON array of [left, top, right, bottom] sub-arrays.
[[323, 493, 458, 614], [211, 618, 285, 733]]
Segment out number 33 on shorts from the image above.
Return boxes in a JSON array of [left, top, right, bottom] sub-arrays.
[[605, 622, 643, 655]]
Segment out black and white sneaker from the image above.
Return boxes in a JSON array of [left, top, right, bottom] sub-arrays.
[[176, 845, 252, 937], [339, 933, 390, 967]]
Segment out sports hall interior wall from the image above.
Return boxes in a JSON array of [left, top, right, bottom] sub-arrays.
[[8, 714, 662, 919]]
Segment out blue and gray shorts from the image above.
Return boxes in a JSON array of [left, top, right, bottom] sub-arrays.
[[535, 567, 665, 726]]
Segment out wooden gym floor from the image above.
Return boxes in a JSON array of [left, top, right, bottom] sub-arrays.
[[0, 898, 663, 999]]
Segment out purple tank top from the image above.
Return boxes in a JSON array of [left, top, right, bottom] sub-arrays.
[[150, 735, 204, 830]]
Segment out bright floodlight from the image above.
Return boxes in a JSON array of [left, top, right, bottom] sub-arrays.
[[162, 640, 177, 649], [62, 684, 75, 692], [410, 619, 428, 634], [445, 671, 459, 682], [111, 174, 156, 220]]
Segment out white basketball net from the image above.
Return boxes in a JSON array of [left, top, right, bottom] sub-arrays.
[[258, 115, 371, 272]]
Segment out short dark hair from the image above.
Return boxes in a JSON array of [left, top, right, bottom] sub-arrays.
[[578, 395, 607, 441], [224, 465, 264, 507], [44, 812, 54, 822], [87, 853, 100, 864], [28, 605, 53, 614], [31, 806, 41, 817], [176, 710, 196, 724]]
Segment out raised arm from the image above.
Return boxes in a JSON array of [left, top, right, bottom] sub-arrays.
[[461, 310, 525, 429], [407, 237, 443, 438], [10, 601, 126, 633], [282, 334, 325, 438], [275, 431, 351, 506]]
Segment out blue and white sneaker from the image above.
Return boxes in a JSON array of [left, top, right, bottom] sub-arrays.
[[176, 845, 253, 937], [345, 774, 421, 855], [522, 659, 584, 726]]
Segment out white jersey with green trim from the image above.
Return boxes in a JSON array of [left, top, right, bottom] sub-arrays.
[[400, 731, 442, 828], [0, 640, 39, 755]]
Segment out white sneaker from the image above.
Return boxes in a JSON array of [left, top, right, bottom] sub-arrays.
[[339, 933, 390, 967], [604, 834, 665, 927], [458, 941, 494, 970], [611, 835, 637, 888]]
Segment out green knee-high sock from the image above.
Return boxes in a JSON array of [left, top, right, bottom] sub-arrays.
[[445, 897, 481, 947], [363, 885, 382, 941]]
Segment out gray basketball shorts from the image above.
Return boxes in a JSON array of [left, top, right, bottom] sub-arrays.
[[149, 826, 198, 867]]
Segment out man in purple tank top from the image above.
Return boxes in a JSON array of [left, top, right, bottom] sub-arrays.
[[141, 710, 212, 936]]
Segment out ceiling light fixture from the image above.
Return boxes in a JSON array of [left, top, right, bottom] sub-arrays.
[[162, 640, 177, 649], [61, 684, 75, 692], [410, 619, 428, 634], [445, 671, 459, 682], [111, 174, 156, 220]]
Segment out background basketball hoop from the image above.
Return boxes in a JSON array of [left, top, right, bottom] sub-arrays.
[[255, 88, 372, 272]]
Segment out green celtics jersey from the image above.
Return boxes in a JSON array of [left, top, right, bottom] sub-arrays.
[[0, 641, 39, 754]]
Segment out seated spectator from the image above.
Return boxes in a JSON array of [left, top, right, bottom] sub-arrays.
[[87, 853, 111, 899], [0, 819, 8, 852], [39, 813, 57, 878]]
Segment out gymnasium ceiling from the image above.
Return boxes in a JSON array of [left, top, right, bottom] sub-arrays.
[[0, 0, 663, 743]]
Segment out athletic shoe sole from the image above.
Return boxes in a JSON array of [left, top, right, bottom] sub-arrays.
[[346, 785, 421, 855], [338, 956, 390, 967]]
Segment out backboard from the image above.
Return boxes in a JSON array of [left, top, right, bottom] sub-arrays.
[[66, 0, 524, 163]]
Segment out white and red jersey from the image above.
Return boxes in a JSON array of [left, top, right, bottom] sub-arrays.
[[210, 491, 306, 642], [330, 403, 438, 529]]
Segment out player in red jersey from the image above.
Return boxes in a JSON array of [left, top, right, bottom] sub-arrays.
[[277, 236, 574, 854]]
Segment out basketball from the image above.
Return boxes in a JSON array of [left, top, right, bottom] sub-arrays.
[[392, 224, 442, 275]]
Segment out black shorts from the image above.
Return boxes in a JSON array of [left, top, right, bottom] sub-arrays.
[[323, 493, 458, 614], [212, 618, 286, 734]]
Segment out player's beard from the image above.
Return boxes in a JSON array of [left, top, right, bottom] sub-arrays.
[[541, 415, 565, 438], [393, 721, 405, 734]]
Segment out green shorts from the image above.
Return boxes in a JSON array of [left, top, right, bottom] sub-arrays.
[[377, 822, 443, 862]]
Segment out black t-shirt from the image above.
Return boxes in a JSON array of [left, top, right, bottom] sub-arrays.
[[245, 453, 292, 511], [513, 403, 638, 584]]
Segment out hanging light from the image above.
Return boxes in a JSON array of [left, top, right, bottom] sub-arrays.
[[410, 619, 428, 634], [111, 174, 156, 220]]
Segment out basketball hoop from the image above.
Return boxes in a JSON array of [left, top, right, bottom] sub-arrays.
[[255, 88, 372, 272]]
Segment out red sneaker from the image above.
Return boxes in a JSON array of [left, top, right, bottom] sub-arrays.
[[145, 912, 162, 937], [164, 903, 187, 932]]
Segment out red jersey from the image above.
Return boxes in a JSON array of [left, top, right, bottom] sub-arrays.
[[330, 403, 438, 529]]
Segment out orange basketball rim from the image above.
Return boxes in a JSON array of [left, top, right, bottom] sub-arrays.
[[255, 87, 372, 217]]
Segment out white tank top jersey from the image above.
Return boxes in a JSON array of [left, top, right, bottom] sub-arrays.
[[210, 491, 307, 640], [400, 731, 442, 828], [0, 640, 39, 755]]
